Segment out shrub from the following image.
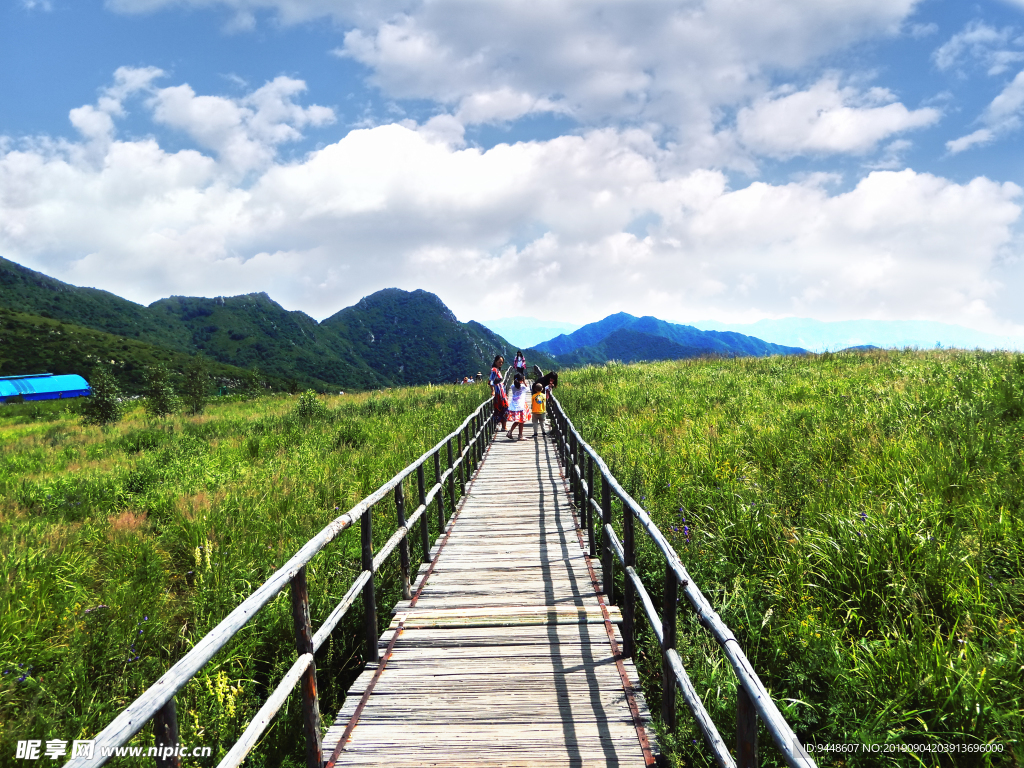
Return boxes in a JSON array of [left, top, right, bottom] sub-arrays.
[[81, 365, 124, 426], [181, 357, 210, 416], [295, 389, 328, 422], [245, 366, 264, 400], [144, 364, 179, 419]]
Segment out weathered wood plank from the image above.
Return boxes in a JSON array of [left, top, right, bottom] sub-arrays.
[[325, 427, 657, 768]]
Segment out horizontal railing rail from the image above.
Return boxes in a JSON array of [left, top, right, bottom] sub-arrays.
[[68, 381, 504, 768], [547, 394, 815, 768]]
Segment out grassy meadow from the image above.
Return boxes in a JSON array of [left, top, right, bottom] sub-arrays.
[[0, 384, 489, 766], [557, 350, 1024, 767]]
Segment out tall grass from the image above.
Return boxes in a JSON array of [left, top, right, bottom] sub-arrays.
[[558, 350, 1023, 767], [0, 385, 488, 766]]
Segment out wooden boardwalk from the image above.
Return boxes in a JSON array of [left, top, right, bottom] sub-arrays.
[[323, 425, 659, 767]]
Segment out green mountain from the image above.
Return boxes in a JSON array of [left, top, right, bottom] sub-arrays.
[[149, 293, 387, 391], [0, 256, 194, 351], [322, 289, 558, 385], [0, 255, 550, 391], [0, 307, 282, 394]]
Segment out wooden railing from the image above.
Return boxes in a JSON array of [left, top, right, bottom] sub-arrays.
[[67, 387, 500, 768], [547, 394, 816, 768]]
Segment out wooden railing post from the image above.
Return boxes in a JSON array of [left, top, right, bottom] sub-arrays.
[[602, 479, 614, 604], [290, 566, 323, 768], [457, 432, 466, 494], [559, 410, 568, 470], [586, 454, 596, 557], [662, 561, 678, 730], [577, 434, 584, 509], [737, 685, 759, 768], [153, 698, 180, 768], [417, 463, 429, 562], [568, 430, 575, 505], [361, 506, 379, 664], [556, 407, 564, 461], [622, 498, 636, 658], [570, 432, 580, 509], [475, 413, 483, 464], [447, 438, 457, 512], [574, 436, 582, 510], [434, 450, 447, 531], [395, 482, 412, 601]]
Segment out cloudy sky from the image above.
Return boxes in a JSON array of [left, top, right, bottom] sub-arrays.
[[2, 0, 1024, 334]]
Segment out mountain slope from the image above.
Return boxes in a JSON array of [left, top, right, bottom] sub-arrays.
[[534, 312, 806, 362], [553, 328, 713, 366], [536, 312, 638, 356], [0, 256, 551, 389], [150, 293, 387, 390], [322, 289, 557, 385], [691, 317, 1024, 352], [479, 317, 583, 350], [0, 256, 195, 351], [0, 307, 282, 394]]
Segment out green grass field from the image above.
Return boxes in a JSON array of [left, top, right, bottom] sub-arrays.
[[4, 351, 1021, 768], [0, 385, 489, 766], [556, 350, 1024, 767]]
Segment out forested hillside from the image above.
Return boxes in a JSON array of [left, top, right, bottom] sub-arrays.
[[0, 256, 546, 391]]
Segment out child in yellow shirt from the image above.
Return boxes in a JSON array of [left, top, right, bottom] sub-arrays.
[[531, 383, 546, 439]]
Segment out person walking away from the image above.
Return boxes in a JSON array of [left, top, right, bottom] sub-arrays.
[[513, 350, 526, 380], [490, 356, 508, 431], [506, 374, 530, 440], [531, 382, 546, 439]]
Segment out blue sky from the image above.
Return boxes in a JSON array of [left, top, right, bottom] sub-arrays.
[[2, 0, 1024, 337]]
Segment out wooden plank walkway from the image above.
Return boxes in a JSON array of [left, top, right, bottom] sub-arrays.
[[323, 425, 659, 767]]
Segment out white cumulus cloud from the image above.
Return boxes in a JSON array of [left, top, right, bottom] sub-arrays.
[[150, 76, 335, 174], [2, 74, 1021, 335], [736, 77, 939, 158], [947, 69, 1024, 154], [106, 0, 924, 167], [933, 20, 1024, 76]]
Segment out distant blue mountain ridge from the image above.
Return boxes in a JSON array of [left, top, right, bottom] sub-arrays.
[[530, 312, 806, 364], [690, 318, 1024, 353], [478, 317, 581, 350]]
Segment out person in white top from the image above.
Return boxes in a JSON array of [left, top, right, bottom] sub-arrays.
[[505, 374, 531, 440]]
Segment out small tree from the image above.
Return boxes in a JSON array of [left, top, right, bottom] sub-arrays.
[[295, 389, 327, 422], [182, 357, 211, 416], [81, 365, 124, 427], [144, 363, 179, 419], [245, 366, 264, 400]]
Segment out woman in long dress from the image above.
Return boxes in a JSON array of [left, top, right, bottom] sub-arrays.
[[489, 356, 508, 430]]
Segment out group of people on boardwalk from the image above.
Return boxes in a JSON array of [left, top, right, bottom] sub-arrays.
[[489, 351, 557, 441]]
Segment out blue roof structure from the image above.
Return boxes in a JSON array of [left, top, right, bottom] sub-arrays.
[[0, 373, 91, 403]]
